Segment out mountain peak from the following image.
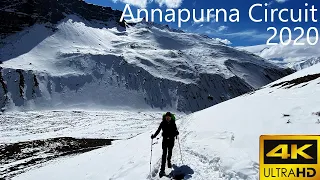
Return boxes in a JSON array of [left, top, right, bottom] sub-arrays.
[[0, 0, 125, 38]]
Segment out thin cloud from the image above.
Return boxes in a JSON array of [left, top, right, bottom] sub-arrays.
[[192, 1, 197, 7], [224, 30, 272, 40], [275, 0, 288, 3], [113, 0, 183, 8], [112, 0, 148, 8], [268, 0, 289, 7], [217, 25, 228, 32], [155, 0, 183, 8]]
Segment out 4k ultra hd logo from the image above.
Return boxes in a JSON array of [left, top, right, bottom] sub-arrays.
[[260, 135, 320, 180]]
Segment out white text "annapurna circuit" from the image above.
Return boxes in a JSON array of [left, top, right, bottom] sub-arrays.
[[120, 3, 318, 27]]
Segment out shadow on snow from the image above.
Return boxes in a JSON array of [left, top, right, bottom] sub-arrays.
[[170, 164, 194, 180]]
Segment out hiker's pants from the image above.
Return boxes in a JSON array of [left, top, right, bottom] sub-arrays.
[[160, 137, 175, 171]]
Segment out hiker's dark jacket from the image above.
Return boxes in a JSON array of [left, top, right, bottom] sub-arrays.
[[154, 120, 179, 138]]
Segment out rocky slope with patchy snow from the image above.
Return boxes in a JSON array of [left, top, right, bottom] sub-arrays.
[[0, 0, 293, 112]]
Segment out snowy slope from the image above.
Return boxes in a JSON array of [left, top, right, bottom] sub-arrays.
[[0, 13, 292, 112], [12, 63, 320, 180], [1, 110, 185, 179], [0, 110, 183, 144]]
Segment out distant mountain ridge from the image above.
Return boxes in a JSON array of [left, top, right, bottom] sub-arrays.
[[237, 43, 320, 71], [292, 57, 320, 71]]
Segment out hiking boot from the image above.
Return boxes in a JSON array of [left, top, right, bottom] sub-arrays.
[[167, 161, 172, 168], [159, 170, 165, 178]]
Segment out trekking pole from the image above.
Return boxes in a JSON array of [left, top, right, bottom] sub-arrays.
[[177, 136, 184, 165], [149, 138, 153, 176]]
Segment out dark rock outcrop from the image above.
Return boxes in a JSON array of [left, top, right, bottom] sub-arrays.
[[1, 137, 114, 179]]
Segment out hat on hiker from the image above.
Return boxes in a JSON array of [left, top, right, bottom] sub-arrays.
[[165, 112, 172, 117]]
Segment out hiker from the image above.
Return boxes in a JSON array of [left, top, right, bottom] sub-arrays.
[[151, 112, 179, 177]]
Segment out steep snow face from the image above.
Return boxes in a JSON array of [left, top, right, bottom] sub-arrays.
[[0, 15, 291, 112], [11, 63, 320, 180]]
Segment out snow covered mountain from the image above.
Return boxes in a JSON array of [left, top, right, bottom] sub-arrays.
[[292, 56, 320, 70], [238, 42, 320, 71], [0, 0, 292, 112], [8, 59, 320, 180]]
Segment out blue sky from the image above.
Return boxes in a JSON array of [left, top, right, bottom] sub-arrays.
[[84, 0, 320, 46]]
